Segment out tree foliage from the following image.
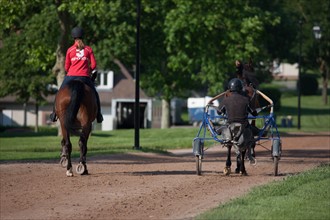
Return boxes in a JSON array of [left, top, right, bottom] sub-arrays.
[[162, 0, 279, 95], [0, 0, 56, 104], [0, 0, 328, 114]]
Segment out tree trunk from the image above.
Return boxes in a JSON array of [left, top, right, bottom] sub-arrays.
[[23, 103, 27, 127], [34, 103, 39, 133], [53, 0, 71, 136], [161, 99, 170, 129]]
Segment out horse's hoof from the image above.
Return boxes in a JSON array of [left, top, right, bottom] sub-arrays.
[[66, 168, 73, 177], [60, 157, 68, 168], [240, 171, 248, 176], [76, 163, 86, 175], [224, 167, 231, 175], [249, 157, 257, 166], [235, 168, 240, 174]]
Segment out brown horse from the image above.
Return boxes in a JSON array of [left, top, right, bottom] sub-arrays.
[[56, 79, 97, 177], [231, 58, 259, 109]]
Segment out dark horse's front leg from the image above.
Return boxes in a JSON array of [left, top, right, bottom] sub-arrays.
[[236, 149, 247, 176], [224, 145, 232, 175]]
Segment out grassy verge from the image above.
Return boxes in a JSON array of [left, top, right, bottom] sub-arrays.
[[0, 127, 197, 161], [196, 164, 330, 220], [0, 95, 328, 161], [275, 95, 330, 132]]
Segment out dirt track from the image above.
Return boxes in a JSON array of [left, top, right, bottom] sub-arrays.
[[1, 133, 329, 220]]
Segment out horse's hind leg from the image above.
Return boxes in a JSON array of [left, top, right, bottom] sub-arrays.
[[59, 131, 73, 177], [66, 142, 73, 176], [239, 150, 247, 176], [60, 142, 73, 177], [77, 136, 88, 175], [77, 126, 91, 175], [224, 145, 232, 175], [235, 152, 241, 174]]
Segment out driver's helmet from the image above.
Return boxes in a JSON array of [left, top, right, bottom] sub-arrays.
[[71, 27, 84, 39], [228, 78, 243, 92]]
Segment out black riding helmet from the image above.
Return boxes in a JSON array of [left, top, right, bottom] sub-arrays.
[[71, 27, 84, 39], [228, 78, 243, 92]]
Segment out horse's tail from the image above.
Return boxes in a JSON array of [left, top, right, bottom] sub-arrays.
[[64, 80, 85, 136]]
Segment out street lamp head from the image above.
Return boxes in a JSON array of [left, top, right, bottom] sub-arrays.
[[313, 25, 322, 40]]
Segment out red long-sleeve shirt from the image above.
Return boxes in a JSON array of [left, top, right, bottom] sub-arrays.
[[65, 42, 97, 77]]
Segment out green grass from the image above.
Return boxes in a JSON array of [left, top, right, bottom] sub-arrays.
[[196, 164, 330, 220], [275, 95, 330, 132], [0, 127, 197, 161], [0, 95, 329, 161]]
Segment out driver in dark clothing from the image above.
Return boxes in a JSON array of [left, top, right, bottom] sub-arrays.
[[217, 79, 257, 125], [216, 78, 258, 134], [215, 78, 259, 162]]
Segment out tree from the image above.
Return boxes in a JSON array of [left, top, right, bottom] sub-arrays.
[[296, 0, 329, 104], [0, 0, 57, 131], [163, 0, 279, 93], [7, 0, 323, 131], [256, 0, 329, 104], [150, 0, 279, 127]]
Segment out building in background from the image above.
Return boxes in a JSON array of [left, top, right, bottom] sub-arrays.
[[0, 62, 154, 131]]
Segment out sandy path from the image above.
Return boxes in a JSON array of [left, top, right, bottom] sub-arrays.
[[0, 133, 329, 220]]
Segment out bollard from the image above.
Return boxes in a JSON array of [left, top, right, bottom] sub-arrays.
[[287, 115, 293, 127], [281, 116, 287, 127]]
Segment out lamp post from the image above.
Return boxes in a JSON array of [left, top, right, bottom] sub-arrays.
[[313, 25, 322, 40], [313, 25, 327, 105], [134, 0, 141, 149], [297, 20, 303, 129]]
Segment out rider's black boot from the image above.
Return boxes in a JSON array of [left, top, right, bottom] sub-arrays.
[[49, 112, 57, 122], [97, 112, 103, 123]]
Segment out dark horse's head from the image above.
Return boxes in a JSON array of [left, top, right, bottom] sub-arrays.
[[235, 58, 259, 88]]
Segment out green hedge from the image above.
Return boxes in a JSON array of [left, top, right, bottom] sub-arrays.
[[258, 87, 281, 111], [297, 74, 319, 95]]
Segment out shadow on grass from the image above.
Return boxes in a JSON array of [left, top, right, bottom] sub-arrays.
[[90, 133, 113, 138], [0, 130, 57, 138], [276, 106, 330, 116], [255, 149, 330, 159], [0, 128, 113, 138], [280, 132, 330, 137]]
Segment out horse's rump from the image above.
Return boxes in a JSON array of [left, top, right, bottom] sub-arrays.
[[56, 80, 97, 136], [221, 123, 253, 149]]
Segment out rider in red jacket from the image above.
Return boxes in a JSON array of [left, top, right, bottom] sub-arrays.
[[65, 44, 96, 77], [50, 27, 103, 123]]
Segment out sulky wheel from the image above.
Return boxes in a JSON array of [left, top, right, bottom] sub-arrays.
[[60, 157, 68, 168], [196, 155, 202, 176], [76, 163, 86, 175], [272, 139, 281, 176]]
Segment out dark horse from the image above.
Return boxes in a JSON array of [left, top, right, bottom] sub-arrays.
[[232, 58, 259, 110], [222, 123, 254, 176], [223, 59, 259, 175], [56, 80, 97, 177]]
